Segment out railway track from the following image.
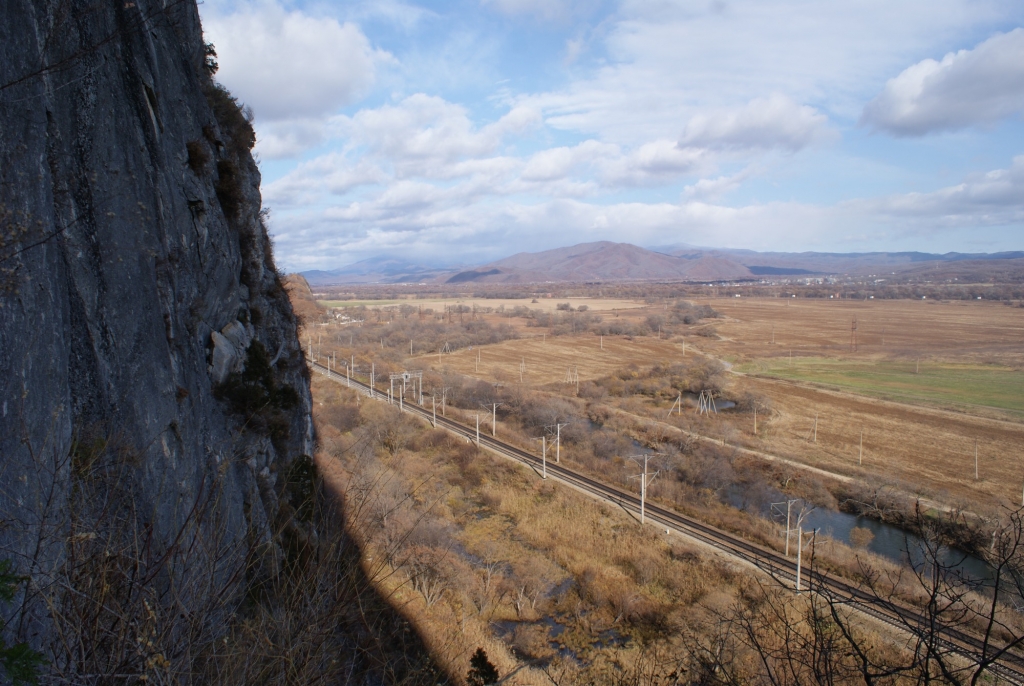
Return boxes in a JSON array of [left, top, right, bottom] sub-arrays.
[[312, 361, 1024, 682]]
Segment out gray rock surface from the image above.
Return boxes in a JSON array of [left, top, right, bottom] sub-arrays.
[[0, 0, 313, 671]]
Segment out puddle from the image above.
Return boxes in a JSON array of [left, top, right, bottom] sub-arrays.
[[491, 615, 630, 662]]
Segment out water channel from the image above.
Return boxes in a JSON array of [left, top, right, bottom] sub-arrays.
[[800, 507, 999, 586]]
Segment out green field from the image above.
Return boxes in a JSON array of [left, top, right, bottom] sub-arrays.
[[317, 300, 403, 308], [738, 357, 1024, 416]]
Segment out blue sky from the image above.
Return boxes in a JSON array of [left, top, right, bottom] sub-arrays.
[[199, 0, 1024, 271]]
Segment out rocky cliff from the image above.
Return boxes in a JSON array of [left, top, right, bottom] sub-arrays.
[[0, 0, 313, 675]]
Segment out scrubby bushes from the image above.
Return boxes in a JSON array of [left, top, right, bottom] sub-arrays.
[[215, 341, 300, 449]]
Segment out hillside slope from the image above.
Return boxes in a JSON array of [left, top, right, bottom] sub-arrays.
[[446, 241, 753, 283]]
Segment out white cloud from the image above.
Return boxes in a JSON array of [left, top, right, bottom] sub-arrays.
[[520, 140, 617, 181], [679, 94, 831, 152], [862, 29, 1024, 135], [683, 167, 755, 200], [337, 95, 541, 176], [519, 0, 1011, 145], [850, 155, 1024, 225], [254, 118, 331, 159], [203, 3, 390, 121], [268, 154, 1024, 269]]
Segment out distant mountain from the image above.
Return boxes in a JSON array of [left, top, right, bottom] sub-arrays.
[[439, 242, 753, 283], [663, 247, 1024, 275], [301, 244, 1024, 286], [302, 256, 454, 285]]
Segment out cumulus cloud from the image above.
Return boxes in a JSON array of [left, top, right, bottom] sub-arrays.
[[679, 94, 831, 152], [203, 3, 390, 121], [862, 29, 1024, 136], [851, 155, 1024, 224], [268, 153, 1024, 270], [683, 167, 754, 200], [336, 95, 541, 176], [254, 119, 332, 160], [520, 140, 617, 181]]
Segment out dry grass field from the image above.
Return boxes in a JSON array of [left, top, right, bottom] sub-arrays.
[[411, 334, 687, 385], [740, 377, 1024, 506], [708, 296, 1024, 366], [299, 288, 1024, 682], [700, 298, 1024, 506], [319, 296, 649, 313], [410, 296, 1024, 509]]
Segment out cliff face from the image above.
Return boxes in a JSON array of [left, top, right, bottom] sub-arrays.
[[0, 0, 312, 669]]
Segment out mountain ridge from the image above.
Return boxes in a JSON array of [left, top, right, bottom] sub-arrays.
[[300, 242, 1024, 285]]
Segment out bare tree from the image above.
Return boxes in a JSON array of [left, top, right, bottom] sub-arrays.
[[731, 503, 1024, 685]]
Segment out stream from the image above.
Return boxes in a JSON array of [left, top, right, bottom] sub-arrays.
[[800, 508, 1002, 588]]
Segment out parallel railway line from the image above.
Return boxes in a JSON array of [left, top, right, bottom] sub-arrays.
[[312, 361, 1024, 682]]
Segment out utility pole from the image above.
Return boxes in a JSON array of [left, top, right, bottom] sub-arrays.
[[600, 335, 603, 350], [975, 439, 979, 480], [482, 402, 502, 437], [753, 405, 757, 435], [537, 436, 547, 479], [795, 528, 817, 593], [813, 413, 818, 443], [475, 414, 480, 446], [432, 395, 437, 428], [772, 499, 806, 557], [546, 422, 569, 463], [627, 454, 662, 525], [796, 525, 804, 592], [370, 362, 375, 398]]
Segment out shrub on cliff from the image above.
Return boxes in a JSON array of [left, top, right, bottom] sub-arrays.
[[202, 82, 255, 158]]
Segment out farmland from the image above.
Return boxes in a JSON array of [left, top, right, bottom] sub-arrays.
[[386, 295, 1024, 508], [296, 281, 1024, 683], [735, 357, 1024, 416], [413, 334, 686, 385], [318, 296, 649, 313]]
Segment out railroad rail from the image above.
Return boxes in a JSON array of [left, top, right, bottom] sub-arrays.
[[311, 361, 1024, 682]]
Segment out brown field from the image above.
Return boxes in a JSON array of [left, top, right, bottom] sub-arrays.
[[411, 334, 686, 384], [702, 297, 1024, 506], [706, 296, 1024, 366], [741, 378, 1024, 506], [322, 296, 650, 314], [416, 297, 1024, 509]]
